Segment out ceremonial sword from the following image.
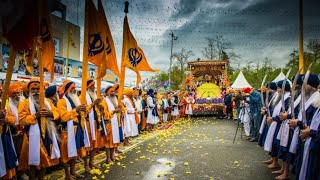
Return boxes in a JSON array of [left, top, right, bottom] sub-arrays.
[[281, 68, 292, 112], [301, 62, 314, 127], [260, 74, 268, 108], [290, 67, 303, 119]]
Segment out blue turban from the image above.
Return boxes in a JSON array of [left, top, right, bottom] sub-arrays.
[[306, 74, 319, 88], [277, 80, 291, 91], [147, 89, 154, 95], [266, 82, 277, 91], [291, 74, 304, 86], [45, 85, 57, 98]]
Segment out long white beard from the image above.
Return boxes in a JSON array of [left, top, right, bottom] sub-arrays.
[[312, 91, 320, 108], [67, 92, 81, 106], [272, 93, 281, 107], [10, 97, 20, 107], [87, 90, 97, 100], [30, 92, 41, 109]]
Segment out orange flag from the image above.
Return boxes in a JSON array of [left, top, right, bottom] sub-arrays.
[[96, 0, 120, 79], [87, 0, 104, 67], [121, 16, 158, 85], [38, 0, 55, 82]]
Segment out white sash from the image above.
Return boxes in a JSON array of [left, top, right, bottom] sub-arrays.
[[105, 97, 120, 143], [300, 107, 320, 180], [277, 94, 301, 147], [259, 92, 278, 134], [44, 100, 61, 160], [63, 96, 77, 158], [9, 99, 19, 125], [86, 92, 96, 141], [264, 92, 290, 152], [28, 97, 41, 166], [4, 105, 19, 166], [289, 91, 318, 154], [0, 136, 6, 178]]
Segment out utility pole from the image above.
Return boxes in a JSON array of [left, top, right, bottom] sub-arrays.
[[169, 31, 178, 90], [299, 0, 304, 74]]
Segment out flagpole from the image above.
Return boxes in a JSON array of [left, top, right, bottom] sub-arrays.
[[65, 27, 71, 79], [117, 1, 129, 106], [299, 0, 304, 74], [0, 45, 16, 134], [36, 36, 46, 138], [81, 0, 89, 104]]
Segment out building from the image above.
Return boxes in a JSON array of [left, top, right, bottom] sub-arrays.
[[0, 0, 117, 84]]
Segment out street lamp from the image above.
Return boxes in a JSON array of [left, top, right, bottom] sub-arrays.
[[169, 31, 178, 90]]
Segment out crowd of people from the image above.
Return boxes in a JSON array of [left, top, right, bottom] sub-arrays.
[[0, 79, 195, 180], [224, 74, 320, 180]]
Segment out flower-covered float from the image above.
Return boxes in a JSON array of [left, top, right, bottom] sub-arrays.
[[187, 60, 229, 117]]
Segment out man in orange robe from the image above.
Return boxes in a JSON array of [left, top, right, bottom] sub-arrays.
[[18, 78, 60, 180]]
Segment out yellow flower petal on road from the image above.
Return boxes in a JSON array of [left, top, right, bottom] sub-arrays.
[[157, 172, 161, 177], [101, 175, 105, 179], [136, 172, 140, 175], [184, 162, 189, 166], [117, 162, 121, 166], [164, 172, 168, 176], [234, 161, 239, 164], [92, 176, 97, 180]]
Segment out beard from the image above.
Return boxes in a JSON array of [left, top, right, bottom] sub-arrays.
[[10, 97, 20, 107], [87, 89, 97, 100], [30, 92, 40, 109], [272, 92, 281, 107], [312, 91, 320, 108], [107, 95, 118, 108], [67, 92, 81, 106]]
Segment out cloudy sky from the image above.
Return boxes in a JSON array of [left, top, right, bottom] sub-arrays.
[[57, 0, 320, 84]]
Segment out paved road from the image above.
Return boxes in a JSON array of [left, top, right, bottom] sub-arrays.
[[48, 117, 278, 180]]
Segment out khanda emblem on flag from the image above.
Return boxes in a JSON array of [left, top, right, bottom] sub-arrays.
[[105, 37, 112, 55], [128, 48, 142, 67], [88, 33, 104, 57], [40, 17, 51, 42]]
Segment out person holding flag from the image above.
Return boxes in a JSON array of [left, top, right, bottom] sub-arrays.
[[103, 86, 122, 163], [18, 78, 60, 180], [57, 80, 88, 179], [0, 83, 21, 180], [84, 79, 103, 170]]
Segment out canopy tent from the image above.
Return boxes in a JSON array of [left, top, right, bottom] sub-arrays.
[[272, 70, 292, 85], [273, 71, 285, 82], [231, 71, 252, 89]]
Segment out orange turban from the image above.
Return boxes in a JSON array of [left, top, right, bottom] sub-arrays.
[[123, 88, 133, 97], [8, 83, 22, 97], [22, 82, 29, 95], [132, 89, 139, 97], [44, 82, 50, 89], [28, 77, 40, 90], [0, 84, 2, 90], [142, 91, 147, 96]]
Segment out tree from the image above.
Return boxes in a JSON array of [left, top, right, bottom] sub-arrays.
[[172, 48, 194, 81], [202, 35, 231, 60], [307, 39, 320, 62]]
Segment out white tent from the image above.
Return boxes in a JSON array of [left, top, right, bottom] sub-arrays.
[[272, 70, 292, 85], [273, 71, 285, 82], [231, 71, 252, 89]]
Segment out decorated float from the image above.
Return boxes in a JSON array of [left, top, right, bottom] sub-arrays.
[[187, 60, 229, 117]]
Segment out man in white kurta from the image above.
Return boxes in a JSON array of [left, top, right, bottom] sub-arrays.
[[146, 89, 158, 132], [122, 89, 138, 146]]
